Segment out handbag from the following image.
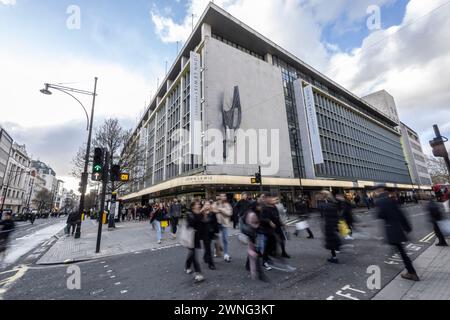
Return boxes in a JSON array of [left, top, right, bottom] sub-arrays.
[[296, 221, 310, 231], [338, 220, 350, 237], [179, 225, 195, 249], [161, 220, 169, 228], [438, 220, 450, 237]]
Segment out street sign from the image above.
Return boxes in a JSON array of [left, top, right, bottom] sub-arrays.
[[251, 178, 257, 184], [120, 173, 130, 182], [92, 172, 102, 182]]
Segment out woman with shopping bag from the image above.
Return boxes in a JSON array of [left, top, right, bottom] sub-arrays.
[[150, 203, 168, 244], [184, 200, 205, 283]]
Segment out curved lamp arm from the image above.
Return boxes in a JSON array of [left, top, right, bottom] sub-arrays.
[[49, 86, 90, 131]]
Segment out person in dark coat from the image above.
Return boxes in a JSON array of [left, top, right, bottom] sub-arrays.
[[235, 193, 252, 226], [260, 193, 279, 269], [428, 197, 448, 247], [374, 186, 419, 281], [200, 201, 218, 270], [293, 195, 314, 239], [185, 200, 205, 283], [0, 212, 15, 258], [318, 191, 341, 263]]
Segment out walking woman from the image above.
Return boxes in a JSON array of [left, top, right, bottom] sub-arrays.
[[293, 195, 314, 239], [185, 200, 205, 283], [318, 191, 341, 264], [150, 202, 168, 244], [201, 201, 218, 270]]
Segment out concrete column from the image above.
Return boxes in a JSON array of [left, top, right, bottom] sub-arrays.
[[181, 57, 188, 69], [264, 53, 273, 65], [166, 80, 173, 91], [201, 23, 211, 41]]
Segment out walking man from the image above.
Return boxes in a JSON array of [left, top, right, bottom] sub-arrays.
[[374, 186, 419, 281]]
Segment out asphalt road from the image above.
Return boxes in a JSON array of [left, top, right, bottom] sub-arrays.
[[1, 204, 438, 300]]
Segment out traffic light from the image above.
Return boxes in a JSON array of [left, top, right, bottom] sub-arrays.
[[92, 148, 104, 181], [110, 165, 120, 182], [255, 172, 262, 184]]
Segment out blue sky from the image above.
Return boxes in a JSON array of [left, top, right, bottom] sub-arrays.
[[1, 0, 449, 191], [0, 0, 408, 76]]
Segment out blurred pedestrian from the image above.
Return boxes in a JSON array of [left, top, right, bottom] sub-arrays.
[[185, 200, 205, 283], [150, 203, 168, 244], [293, 195, 314, 239], [213, 194, 233, 263], [374, 186, 419, 281], [235, 192, 252, 229], [242, 202, 267, 281], [201, 201, 218, 270], [274, 198, 290, 259], [0, 212, 15, 261], [427, 197, 448, 247], [169, 198, 182, 239], [261, 193, 280, 269], [336, 193, 354, 240], [318, 191, 341, 264]]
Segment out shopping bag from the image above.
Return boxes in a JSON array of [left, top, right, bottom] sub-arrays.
[[338, 220, 350, 237], [438, 220, 450, 237], [161, 220, 169, 228], [179, 225, 195, 249], [296, 221, 309, 231]]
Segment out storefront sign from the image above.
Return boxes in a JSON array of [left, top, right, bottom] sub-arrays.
[[190, 51, 202, 155]]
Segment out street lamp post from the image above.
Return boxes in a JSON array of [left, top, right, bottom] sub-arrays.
[[40, 77, 98, 238]]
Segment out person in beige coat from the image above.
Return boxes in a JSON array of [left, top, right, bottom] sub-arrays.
[[213, 193, 233, 262]]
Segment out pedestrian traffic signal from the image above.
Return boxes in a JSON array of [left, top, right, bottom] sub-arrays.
[[110, 165, 120, 182], [92, 148, 104, 181]]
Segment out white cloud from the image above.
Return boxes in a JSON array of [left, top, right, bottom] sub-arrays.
[[0, 0, 16, 5], [0, 49, 154, 129], [327, 0, 450, 149]]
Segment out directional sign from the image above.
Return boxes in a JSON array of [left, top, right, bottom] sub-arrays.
[[92, 173, 102, 182], [251, 178, 257, 184]]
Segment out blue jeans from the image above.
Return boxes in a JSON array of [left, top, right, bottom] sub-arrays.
[[219, 225, 229, 256], [154, 220, 162, 242], [257, 234, 266, 254]]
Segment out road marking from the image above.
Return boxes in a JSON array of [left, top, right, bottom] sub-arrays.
[[120, 290, 128, 294], [107, 270, 113, 273], [420, 232, 435, 243], [110, 276, 116, 279], [0, 265, 29, 300], [114, 282, 121, 285]]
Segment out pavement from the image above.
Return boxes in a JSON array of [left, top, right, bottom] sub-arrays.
[[373, 241, 450, 300], [37, 218, 244, 265]]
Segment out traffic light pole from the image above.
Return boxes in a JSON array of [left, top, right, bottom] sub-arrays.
[[96, 149, 108, 254], [259, 166, 263, 193]]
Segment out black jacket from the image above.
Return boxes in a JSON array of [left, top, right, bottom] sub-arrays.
[[235, 199, 252, 218], [318, 201, 341, 251], [294, 200, 308, 216], [260, 205, 279, 235], [428, 200, 443, 223], [186, 212, 203, 248], [376, 193, 412, 245]]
